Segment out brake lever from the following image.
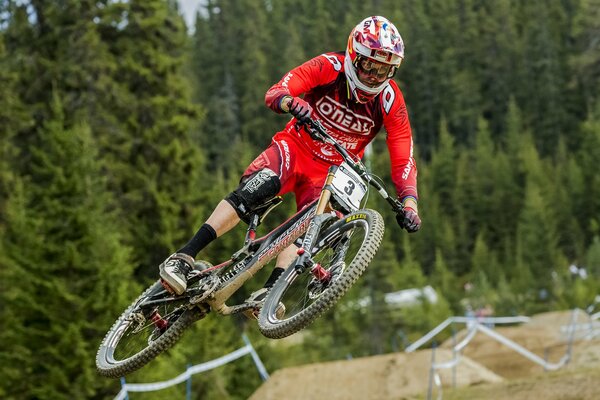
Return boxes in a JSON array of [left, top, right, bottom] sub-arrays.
[[295, 121, 322, 141], [390, 197, 405, 215]]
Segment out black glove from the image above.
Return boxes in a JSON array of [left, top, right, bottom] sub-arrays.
[[396, 207, 421, 233], [288, 97, 313, 123]]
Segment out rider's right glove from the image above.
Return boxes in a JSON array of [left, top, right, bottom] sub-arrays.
[[396, 196, 421, 233], [286, 97, 313, 123]]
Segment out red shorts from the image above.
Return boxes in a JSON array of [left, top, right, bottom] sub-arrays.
[[242, 131, 333, 210]]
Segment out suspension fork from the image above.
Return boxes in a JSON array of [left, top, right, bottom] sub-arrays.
[[294, 167, 337, 281]]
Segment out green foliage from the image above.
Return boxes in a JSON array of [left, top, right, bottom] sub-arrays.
[[2, 0, 600, 398], [99, 0, 207, 276], [571, 0, 600, 114], [0, 96, 134, 399], [0, 35, 30, 218]]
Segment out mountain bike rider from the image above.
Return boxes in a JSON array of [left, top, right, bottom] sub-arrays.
[[159, 16, 421, 307]]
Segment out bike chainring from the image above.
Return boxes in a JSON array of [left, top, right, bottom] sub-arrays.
[[189, 273, 220, 305]]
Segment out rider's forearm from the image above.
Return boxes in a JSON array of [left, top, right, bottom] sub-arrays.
[[265, 86, 292, 113], [401, 196, 418, 212]]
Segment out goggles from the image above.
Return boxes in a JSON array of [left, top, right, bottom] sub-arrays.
[[354, 57, 397, 88]]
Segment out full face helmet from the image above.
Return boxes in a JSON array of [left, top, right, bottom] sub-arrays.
[[344, 16, 405, 103]]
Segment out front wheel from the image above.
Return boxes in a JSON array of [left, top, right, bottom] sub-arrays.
[[96, 280, 208, 378], [258, 209, 384, 339]]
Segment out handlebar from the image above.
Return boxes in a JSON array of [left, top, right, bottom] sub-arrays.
[[300, 118, 405, 215]]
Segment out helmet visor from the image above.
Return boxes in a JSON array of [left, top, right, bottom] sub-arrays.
[[355, 57, 397, 88]]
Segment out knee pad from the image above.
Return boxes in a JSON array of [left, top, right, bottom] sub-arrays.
[[225, 169, 281, 223]]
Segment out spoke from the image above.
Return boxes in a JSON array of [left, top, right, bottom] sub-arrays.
[[275, 224, 365, 320]]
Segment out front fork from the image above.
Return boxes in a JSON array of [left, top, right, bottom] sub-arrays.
[[294, 168, 337, 283]]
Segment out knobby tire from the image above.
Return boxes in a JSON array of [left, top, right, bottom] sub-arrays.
[[96, 281, 206, 378]]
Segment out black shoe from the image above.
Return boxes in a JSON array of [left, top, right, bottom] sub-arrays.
[[159, 253, 194, 295]]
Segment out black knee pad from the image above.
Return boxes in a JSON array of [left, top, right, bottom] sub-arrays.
[[225, 169, 281, 223]]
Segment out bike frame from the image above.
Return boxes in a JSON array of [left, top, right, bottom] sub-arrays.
[[204, 167, 337, 314]]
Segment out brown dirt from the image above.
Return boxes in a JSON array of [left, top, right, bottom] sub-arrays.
[[250, 310, 600, 400], [249, 349, 502, 400], [441, 367, 600, 400]]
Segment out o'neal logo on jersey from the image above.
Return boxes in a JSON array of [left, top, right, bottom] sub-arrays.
[[316, 96, 374, 136]]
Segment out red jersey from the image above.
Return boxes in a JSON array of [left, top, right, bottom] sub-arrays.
[[265, 52, 418, 200]]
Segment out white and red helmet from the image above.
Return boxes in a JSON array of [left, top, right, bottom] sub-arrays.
[[344, 16, 405, 103]]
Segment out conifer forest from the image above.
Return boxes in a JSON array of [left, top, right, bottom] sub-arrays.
[[1, 0, 600, 399]]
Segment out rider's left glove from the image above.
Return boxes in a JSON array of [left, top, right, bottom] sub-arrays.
[[396, 196, 421, 233]]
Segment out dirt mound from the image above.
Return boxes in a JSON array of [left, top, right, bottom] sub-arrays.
[[249, 349, 502, 400], [251, 310, 600, 399], [442, 367, 600, 400]]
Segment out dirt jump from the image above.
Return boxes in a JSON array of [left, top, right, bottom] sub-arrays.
[[250, 310, 600, 400]]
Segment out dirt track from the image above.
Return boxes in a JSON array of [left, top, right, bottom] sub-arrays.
[[250, 310, 600, 400], [442, 367, 600, 400], [249, 349, 502, 400]]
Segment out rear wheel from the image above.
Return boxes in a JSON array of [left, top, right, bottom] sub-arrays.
[[96, 280, 209, 378], [258, 209, 384, 339]]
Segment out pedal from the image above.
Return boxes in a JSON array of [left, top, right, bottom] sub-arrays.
[[228, 302, 260, 320], [235, 302, 285, 320], [243, 307, 260, 321]]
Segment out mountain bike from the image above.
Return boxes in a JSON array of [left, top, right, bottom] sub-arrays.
[[96, 118, 407, 378]]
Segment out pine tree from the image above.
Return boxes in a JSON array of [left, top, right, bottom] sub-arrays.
[[215, 0, 273, 148], [190, 1, 242, 165], [517, 0, 572, 155], [429, 117, 458, 211], [577, 103, 600, 242], [449, 151, 475, 275], [500, 97, 527, 210], [100, 0, 207, 275], [476, 0, 519, 136], [552, 140, 585, 260], [0, 35, 31, 213], [296, 0, 337, 55], [268, 0, 308, 74], [585, 236, 600, 277], [433, 0, 482, 144], [470, 118, 496, 236], [398, 0, 442, 154], [0, 95, 134, 399], [570, 0, 600, 115], [471, 232, 501, 286], [362, 239, 402, 355], [4, 1, 123, 168], [516, 179, 566, 308]]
